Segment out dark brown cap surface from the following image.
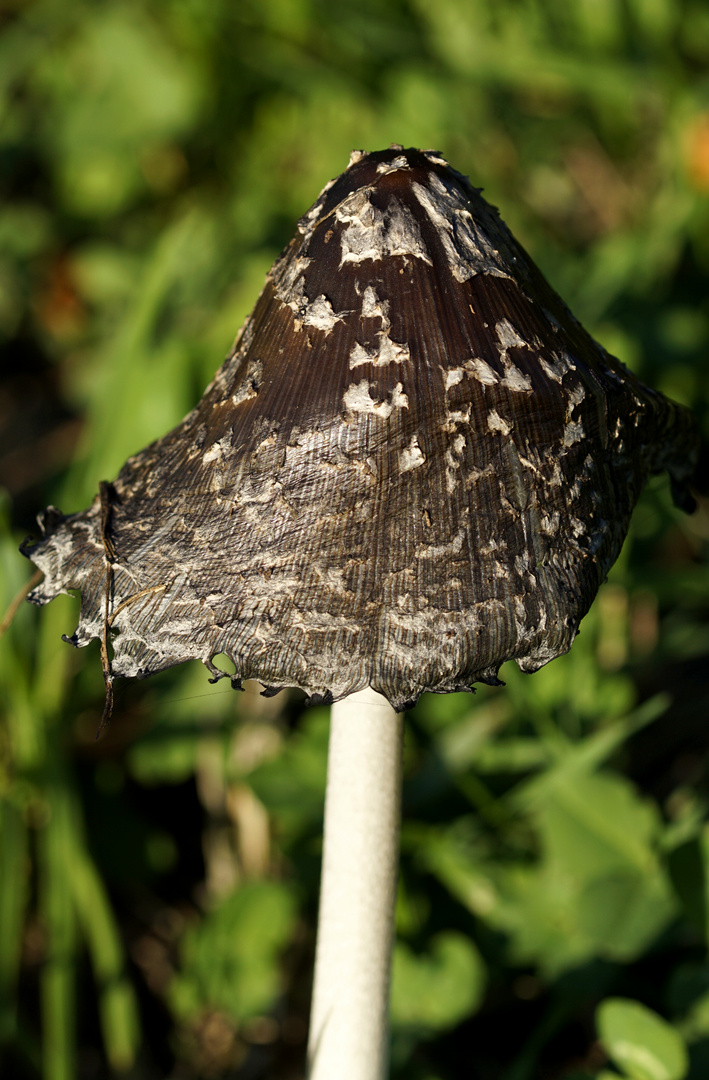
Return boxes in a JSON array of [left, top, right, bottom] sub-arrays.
[[23, 146, 701, 711]]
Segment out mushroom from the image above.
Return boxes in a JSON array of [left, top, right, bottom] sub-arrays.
[[22, 146, 702, 1079]]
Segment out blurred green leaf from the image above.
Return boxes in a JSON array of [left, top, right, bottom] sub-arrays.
[[38, 780, 78, 1080], [666, 963, 709, 1068], [390, 931, 486, 1032], [33, 6, 204, 215], [248, 708, 329, 844], [597, 998, 689, 1080], [667, 827, 709, 942], [507, 772, 675, 972], [170, 881, 298, 1023], [539, 772, 660, 878], [512, 695, 670, 814], [70, 845, 140, 1071], [0, 801, 28, 1045]]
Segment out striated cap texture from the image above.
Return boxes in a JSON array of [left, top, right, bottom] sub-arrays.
[[22, 146, 701, 712]]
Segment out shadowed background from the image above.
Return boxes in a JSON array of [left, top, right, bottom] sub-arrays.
[[1, 1, 709, 1078]]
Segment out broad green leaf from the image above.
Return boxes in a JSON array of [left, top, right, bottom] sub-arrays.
[[390, 932, 486, 1031], [597, 998, 689, 1080], [170, 881, 297, 1023], [538, 772, 661, 880], [575, 869, 676, 961]]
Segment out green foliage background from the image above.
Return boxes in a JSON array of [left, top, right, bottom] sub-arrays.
[[1, 1, 709, 1077]]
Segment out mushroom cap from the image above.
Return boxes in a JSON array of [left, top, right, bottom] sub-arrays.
[[23, 146, 700, 711]]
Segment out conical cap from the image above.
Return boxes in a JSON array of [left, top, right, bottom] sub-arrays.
[[23, 147, 701, 711]]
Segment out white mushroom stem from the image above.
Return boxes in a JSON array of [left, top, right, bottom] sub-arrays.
[[307, 688, 404, 1080]]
